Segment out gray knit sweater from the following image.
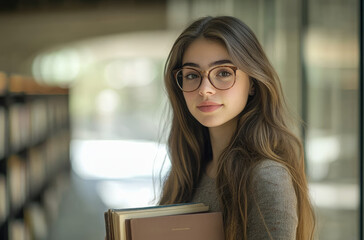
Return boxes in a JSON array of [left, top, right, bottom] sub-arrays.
[[191, 160, 298, 239]]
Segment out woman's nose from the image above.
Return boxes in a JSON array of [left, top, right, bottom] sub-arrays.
[[198, 75, 216, 96]]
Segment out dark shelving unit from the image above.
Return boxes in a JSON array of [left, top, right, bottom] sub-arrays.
[[0, 72, 71, 240]]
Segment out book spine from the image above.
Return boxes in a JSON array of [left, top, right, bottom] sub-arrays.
[[104, 212, 111, 240], [0, 174, 8, 224]]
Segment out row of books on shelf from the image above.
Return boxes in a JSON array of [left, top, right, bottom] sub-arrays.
[[46, 96, 70, 134], [0, 72, 68, 96], [4, 172, 70, 240], [0, 71, 70, 240], [0, 95, 69, 157], [0, 130, 70, 225]]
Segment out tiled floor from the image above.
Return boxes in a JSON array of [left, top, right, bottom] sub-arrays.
[[48, 172, 158, 240], [48, 139, 166, 240], [49, 173, 107, 240]]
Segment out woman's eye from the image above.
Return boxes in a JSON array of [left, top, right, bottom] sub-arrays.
[[217, 71, 231, 77], [185, 74, 199, 80]]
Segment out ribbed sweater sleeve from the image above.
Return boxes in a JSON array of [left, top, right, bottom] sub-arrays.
[[247, 160, 298, 239]]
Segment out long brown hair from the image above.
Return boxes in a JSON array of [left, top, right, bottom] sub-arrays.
[[159, 16, 315, 240]]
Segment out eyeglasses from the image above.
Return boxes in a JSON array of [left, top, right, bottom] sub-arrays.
[[173, 65, 238, 92]]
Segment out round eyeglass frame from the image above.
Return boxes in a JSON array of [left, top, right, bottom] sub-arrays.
[[173, 65, 238, 92]]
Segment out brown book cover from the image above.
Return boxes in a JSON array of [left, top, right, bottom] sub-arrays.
[[104, 203, 213, 240], [127, 212, 225, 240]]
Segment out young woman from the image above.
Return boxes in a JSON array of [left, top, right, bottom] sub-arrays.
[[159, 16, 315, 240]]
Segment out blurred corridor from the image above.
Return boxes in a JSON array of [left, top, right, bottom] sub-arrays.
[[0, 0, 362, 239]]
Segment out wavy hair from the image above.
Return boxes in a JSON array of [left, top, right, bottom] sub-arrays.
[[159, 16, 315, 240]]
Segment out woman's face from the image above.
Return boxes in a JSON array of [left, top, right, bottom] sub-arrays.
[[181, 38, 252, 128]]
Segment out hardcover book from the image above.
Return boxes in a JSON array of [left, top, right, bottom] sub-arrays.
[[104, 203, 225, 240]]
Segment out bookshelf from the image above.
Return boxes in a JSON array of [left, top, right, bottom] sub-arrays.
[[0, 72, 71, 240]]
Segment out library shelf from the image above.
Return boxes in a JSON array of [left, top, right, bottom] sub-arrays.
[[0, 72, 71, 240]]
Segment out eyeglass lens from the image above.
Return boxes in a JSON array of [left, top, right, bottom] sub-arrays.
[[176, 66, 235, 92]]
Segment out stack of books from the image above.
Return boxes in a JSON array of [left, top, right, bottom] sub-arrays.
[[104, 203, 225, 240]]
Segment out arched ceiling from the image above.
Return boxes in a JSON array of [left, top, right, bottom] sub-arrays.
[[0, 2, 167, 76]]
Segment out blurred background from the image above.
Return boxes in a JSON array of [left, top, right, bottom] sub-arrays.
[[0, 0, 362, 239]]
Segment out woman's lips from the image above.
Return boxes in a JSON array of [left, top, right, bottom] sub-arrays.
[[197, 102, 223, 112]]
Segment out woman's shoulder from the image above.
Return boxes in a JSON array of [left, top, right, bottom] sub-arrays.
[[250, 159, 295, 198], [254, 159, 288, 170], [252, 159, 291, 181]]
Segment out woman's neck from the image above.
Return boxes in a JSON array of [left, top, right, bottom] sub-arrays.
[[206, 118, 238, 178]]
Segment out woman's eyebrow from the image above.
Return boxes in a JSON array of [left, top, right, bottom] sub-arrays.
[[209, 59, 233, 67], [181, 62, 200, 68], [181, 59, 233, 68]]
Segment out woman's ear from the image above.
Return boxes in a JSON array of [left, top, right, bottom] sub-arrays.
[[249, 80, 255, 96]]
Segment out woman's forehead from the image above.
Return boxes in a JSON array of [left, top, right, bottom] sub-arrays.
[[182, 38, 231, 68]]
